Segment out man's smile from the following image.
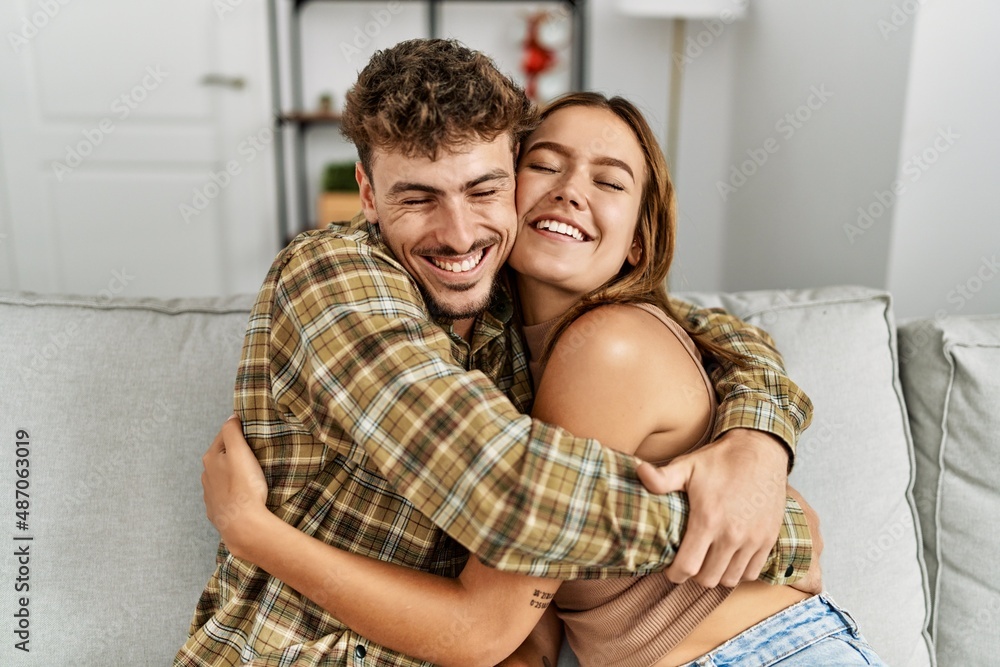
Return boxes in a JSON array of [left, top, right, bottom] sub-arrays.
[[426, 246, 488, 274]]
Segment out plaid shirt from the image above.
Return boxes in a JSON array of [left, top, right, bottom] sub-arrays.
[[176, 220, 813, 667]]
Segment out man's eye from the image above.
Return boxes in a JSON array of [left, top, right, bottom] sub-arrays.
[[403, 198, 430, 205], [471, 190, 497, 198]]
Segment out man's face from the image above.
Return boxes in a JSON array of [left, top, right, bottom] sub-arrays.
[[358, 136, 518, 322]]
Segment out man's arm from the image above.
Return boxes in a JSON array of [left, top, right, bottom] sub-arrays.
[[268, 236, 809, 582], [637, 297, 815, 588], [669, 296, 814, 466]]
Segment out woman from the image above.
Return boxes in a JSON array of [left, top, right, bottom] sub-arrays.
[[203, 93, 883, 666]]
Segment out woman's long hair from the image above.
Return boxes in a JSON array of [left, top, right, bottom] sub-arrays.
[[525, 92, 748, 368]]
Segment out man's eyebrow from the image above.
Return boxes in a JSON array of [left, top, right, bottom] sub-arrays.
[[465, 168, 512, 190], [523, 140, 635, 182], [387, 181, 444, 197], [386, 169, 511, 198]]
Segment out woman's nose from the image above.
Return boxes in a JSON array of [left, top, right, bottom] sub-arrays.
[[551, 173, 584, 208]]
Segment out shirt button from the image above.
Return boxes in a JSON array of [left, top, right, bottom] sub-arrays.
[[785, 564, 795, 578], [354, 644, 366, 660]]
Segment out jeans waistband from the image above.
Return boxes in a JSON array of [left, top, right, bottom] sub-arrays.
[[688, 593, 860, 666]]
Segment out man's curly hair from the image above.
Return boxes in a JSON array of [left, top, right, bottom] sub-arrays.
[[341, 39, 537, 177]]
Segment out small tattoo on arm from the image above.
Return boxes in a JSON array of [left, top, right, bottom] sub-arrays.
[[530, 588, 554, 609]]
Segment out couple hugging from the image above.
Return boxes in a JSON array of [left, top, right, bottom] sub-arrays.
[[177, 38, 883, 667]]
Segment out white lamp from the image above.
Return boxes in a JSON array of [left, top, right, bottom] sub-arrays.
[[618, 0, 749, 171]]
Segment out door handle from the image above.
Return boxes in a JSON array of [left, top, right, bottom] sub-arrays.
[[200, 74, 246, 90]]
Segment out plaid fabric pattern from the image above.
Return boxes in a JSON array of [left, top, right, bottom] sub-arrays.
[[670, 299, 813, 467], [176, 220, 814, 666]]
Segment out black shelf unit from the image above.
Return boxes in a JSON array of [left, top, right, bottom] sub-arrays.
[[268, 0, 589, 244]]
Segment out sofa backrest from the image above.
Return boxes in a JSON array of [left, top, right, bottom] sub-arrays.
[[899, 316, 1000, 666], [0, 292, 252, 664], [0, 287, 938, 666], [682, 286, 935, 666]]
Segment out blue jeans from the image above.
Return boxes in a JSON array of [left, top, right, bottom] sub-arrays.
[[680, 593, 886, 666]]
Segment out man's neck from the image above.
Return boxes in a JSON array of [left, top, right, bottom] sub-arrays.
[[452, 317, 475, 341]]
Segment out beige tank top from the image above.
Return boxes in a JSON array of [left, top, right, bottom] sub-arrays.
[[522, 302, 732, 667]]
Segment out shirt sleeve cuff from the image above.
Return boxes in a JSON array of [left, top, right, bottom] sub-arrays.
[[759, 494, 813, 585], [712, 399, 799, 470]]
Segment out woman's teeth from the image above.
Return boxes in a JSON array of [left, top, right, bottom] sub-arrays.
[[535, 219, 585, 241], [430, 249, 485, 273]]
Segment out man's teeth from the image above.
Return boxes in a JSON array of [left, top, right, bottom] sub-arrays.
[[536, 219, 585, 241], [430, 250, 485, 273]]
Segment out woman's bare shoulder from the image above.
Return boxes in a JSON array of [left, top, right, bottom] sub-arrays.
[[534, 304, 703, 453], [545, 303, 688, 374]]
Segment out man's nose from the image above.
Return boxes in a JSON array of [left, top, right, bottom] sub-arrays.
[[434, 201, 477, 253]]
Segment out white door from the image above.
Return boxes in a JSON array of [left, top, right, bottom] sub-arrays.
[[0, 0, 278, 298]]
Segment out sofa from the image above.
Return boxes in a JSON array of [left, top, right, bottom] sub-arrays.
[[1, 285, 996, 666]]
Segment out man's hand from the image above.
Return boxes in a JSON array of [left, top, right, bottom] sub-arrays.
[[201, 414, 269, 559], [635, 428, 789, 588], [786, 485, 823, 595]]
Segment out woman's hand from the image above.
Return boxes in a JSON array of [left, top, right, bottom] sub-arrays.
[[201, 414, 269, 558]]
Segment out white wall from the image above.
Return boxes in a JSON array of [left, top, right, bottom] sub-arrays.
[[718, 0, 916, 292], [2, 1, 996, 314], [886, 0, 1000, 319], [0, 121, 15, 291]]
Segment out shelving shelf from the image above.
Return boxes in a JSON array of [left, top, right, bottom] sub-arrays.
[[268, 0, 588, 243]]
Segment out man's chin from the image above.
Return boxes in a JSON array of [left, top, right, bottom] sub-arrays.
[[422, 281, 497, 323]]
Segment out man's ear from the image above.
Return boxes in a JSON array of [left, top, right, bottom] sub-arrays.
[[356, 162, 378, 223]]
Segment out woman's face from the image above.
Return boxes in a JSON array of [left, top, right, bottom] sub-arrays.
[[509, 105, 646, 299]]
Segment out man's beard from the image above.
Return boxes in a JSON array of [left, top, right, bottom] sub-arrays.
[[414, 235, 503, 322], [421, 276, 500, 323]]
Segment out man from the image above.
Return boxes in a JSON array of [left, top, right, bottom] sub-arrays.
[[178, 39, 815, 666]]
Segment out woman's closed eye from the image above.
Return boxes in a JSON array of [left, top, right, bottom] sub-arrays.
[[596, 179, 626, 192], [526, 162, 558, 174]]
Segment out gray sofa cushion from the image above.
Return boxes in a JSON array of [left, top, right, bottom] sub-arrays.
[[0, 292, 252, 664], [899, 316, 1000, 666], [0, 287, 936, 666], [680, 286, 934, 666]]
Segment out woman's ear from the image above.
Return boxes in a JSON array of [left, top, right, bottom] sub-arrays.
[[626, 237, 642, 266]]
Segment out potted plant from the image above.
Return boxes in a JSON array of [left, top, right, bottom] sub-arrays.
[[317, 160, 362, 228]]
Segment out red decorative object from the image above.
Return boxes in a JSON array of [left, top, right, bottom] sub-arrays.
[[521, 12, 557, 101]]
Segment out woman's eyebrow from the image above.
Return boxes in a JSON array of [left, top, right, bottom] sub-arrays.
[[523, 140, 634, 182], [592, 156, 635, 182]]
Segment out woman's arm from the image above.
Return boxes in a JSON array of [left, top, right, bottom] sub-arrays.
[[203, 418, 557, 667], [497, 606, 563, 667]]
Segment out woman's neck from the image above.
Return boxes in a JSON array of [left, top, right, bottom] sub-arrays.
[[515, 274, 584, 326]]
